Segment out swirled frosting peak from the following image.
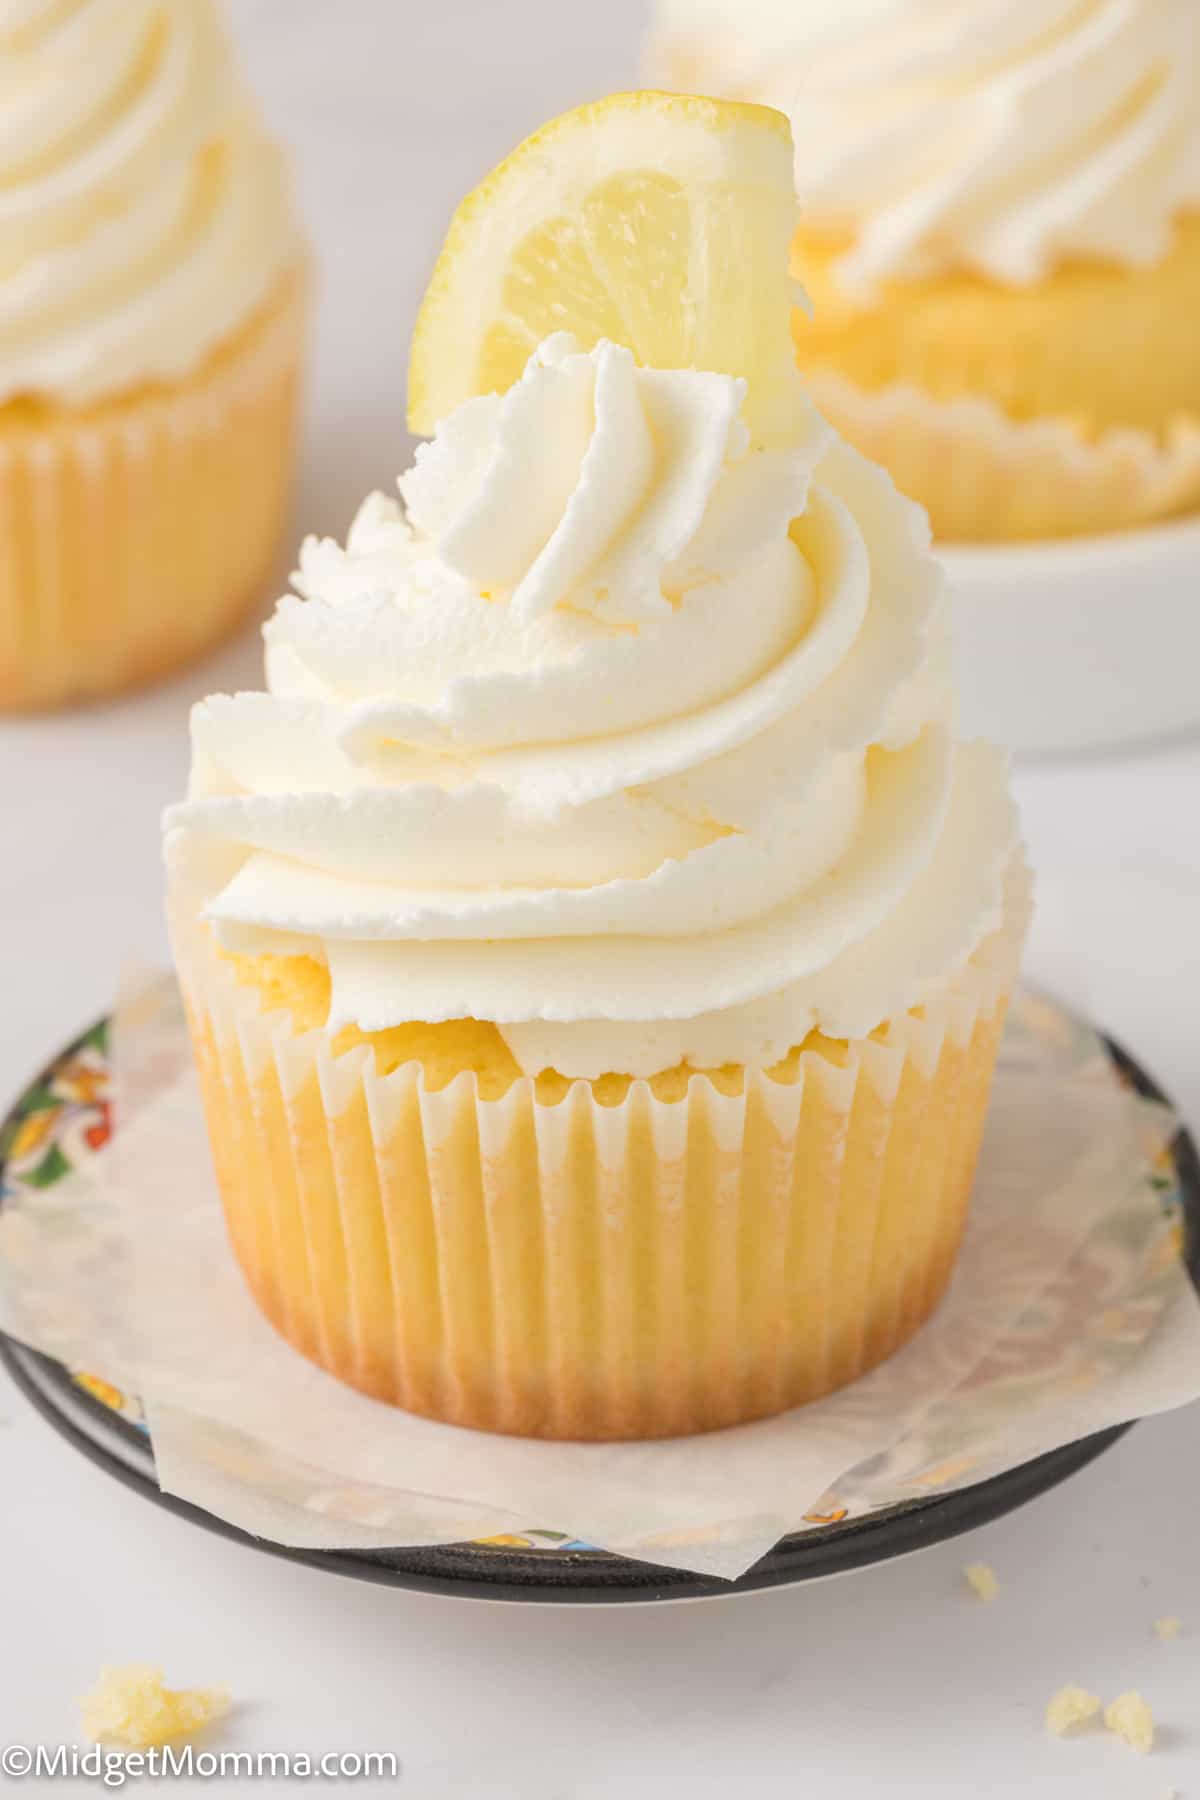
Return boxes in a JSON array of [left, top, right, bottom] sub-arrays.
[[0, 0, 299, 406], [650, 0, 1200, 290], [166, 333, 1020, 1079], [399, 335, 800, 627]]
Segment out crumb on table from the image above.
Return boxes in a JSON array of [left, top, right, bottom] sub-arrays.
[[1045, 1685, 1102, 1735], [79, 1665, 230, 1751], [964, 1562, 999, 1602], [1153, 1616, 1182, 1641], [1103, 1691, 1155, 1755]]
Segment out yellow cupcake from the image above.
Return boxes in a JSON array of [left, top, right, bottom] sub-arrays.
[[649, 0, 1200, 542], [0, 0, 305, 711], [165, 95, 1028, 1440], [172, 901, 1021, 1441]]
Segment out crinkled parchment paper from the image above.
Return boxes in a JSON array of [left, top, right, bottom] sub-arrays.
[[1, 977, 1196, 1581]]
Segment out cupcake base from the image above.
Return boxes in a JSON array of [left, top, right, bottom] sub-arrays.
[[793, 216, 1200, 437], [173, 878, 1026, 1442], [792, 216, 1200, 541], [0, 267, 306, 712]]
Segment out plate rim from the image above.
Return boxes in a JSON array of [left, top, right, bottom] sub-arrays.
[[0, 1334, 1136, 1605]]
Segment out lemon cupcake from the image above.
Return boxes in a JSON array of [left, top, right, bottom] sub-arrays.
[[164, 95, 1029, 1441], [648, 0, 1200, 542], [0, 0, 305, 711]]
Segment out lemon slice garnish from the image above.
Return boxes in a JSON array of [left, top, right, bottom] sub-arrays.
[[408, 91, 806, 449]]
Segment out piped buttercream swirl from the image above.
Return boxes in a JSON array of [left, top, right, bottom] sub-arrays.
[[165, 333, 1019, 1079], [650, 0, 1200, 290], [0, 0, 299, 406]]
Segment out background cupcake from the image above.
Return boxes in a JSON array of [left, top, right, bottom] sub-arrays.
[[0, 0, 305, 711], [165, 94, 1028, 1442], [648, 0, 1200, 543]]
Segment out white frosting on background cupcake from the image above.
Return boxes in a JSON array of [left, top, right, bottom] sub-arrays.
[[166, 334, 1019, 1079], [0, 0, 299, 405], [649, 0, 1200, 289]]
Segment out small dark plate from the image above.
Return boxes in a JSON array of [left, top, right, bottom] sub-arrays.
[[2, 1019, 1195, 1605]]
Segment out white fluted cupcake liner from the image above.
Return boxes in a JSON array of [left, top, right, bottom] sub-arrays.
[[806, 371, 1200, 544], [0, 265, 306, 711]]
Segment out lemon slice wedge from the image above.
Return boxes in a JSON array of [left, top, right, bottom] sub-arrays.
[[407, 91, 807, 448]]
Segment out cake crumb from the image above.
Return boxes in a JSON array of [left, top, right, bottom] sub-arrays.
[[1045, 1685, 1102, 1735], [964, 1562, 999, 1602], [1103, 1691, 1155, 1755], [1153, 1616, 1182, 1641], [80, 1665, 230, 1750]]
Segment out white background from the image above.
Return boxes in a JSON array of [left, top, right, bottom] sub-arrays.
[[2, 2, 1198, 1792]]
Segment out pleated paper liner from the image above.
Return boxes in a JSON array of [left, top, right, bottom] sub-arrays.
[[803, 370, 1200, 544], [0, 265, 306, 712], [172, 873, 1028, 1443]]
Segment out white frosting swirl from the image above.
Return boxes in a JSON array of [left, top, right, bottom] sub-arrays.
[[0, 0, 299, 406], [165, 334, 1019, 1079], [650, 0, 1200, 289]]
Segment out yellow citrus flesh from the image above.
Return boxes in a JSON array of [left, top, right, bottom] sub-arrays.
[[407, 91, 808, 448]]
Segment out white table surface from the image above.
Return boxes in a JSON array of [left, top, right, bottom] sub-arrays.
[[2, 3, 1198, 1792]]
